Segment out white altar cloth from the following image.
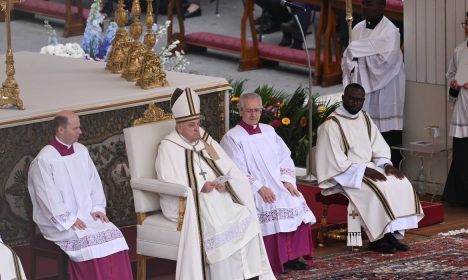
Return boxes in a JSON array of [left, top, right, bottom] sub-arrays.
[[0, 52, 230, 128]]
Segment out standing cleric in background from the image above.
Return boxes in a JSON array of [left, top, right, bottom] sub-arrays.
[[28, 111, 133, 280], [443, 11, 468, 207], [221, 92, 316, 275], [341, 0, 405, 166]]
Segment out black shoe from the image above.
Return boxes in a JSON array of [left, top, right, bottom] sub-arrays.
[[256, 20, 280, 34], [284, 259, 309, 271], [184, 6, 201, 18], [280, 20, 299, 35], [385, 233, 410, 251], [278, 32, 292, 46], [291, 39, 303, 50], [368, 238, 397, 254]]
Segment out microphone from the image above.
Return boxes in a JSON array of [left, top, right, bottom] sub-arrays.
[[280, 0, 307, 13]]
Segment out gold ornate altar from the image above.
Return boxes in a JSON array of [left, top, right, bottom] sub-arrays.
[[0, 52, 230, 245]]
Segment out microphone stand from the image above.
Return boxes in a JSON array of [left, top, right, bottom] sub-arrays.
[[285, 7, 316, 182]]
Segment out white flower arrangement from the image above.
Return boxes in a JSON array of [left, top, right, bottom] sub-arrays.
[[40, 43, 86, 58]]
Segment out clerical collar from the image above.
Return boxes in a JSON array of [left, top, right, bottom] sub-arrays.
[[50, 137, 75, 156], [239, 120, 262, 135], [366, 14, 384, 30], [336, 105, 360, 119]]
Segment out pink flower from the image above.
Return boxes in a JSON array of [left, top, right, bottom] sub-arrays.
[[271, 120, 282, 127]]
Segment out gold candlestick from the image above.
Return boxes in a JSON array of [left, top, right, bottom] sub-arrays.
[[121, 0, 146, 81], [106, 0, 131, 73], [346, 0, 353, 42], [0, 0, 24, 110], [136, 0, 168, 89]]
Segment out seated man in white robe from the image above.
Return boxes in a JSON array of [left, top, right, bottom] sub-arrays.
[[316, 83, 424, 254], [28, 111, 133, 279], [155, 87, 275, 280], [221, 92, 316, 274], [0, 235, 26, 280], [342, 0, 405, 166]]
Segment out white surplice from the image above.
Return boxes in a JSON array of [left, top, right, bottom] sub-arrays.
[[448, 40, 468, 138], [316, 106, 424, 243], [220, 124, 315, 236], [342, 16, 405, 133], [155, 129, 275, 280], [28, 143, 129, 262], [0, 236, 26, 280]]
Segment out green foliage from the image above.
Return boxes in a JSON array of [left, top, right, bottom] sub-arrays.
[[228, 79, 341, 167]]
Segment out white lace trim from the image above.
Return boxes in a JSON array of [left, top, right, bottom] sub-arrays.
[[204, 215, 253, 252]]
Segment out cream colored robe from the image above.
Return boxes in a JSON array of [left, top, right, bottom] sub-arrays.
[[0, 236, 26, 280], [155, 129, 275, 280], [316, 107, 424, 243]]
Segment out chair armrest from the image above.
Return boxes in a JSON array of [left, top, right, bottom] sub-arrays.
[[131, 177, 189, 197]]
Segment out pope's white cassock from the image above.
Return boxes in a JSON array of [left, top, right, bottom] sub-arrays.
[[316, 106, 424, 245], [0, 235, 26, 280], [342, 16, 405, 133], [28, 142, 129, 262], [156, 87, 275, 280]]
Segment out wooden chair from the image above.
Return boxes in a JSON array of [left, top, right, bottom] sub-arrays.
[[30, 226, 68, 280], [315, 192, 349, 247]]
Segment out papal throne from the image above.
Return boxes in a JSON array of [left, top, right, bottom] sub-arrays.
[[123, 104, 188, 280]]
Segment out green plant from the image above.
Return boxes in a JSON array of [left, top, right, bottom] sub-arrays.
[[228, 79, 341, 166]]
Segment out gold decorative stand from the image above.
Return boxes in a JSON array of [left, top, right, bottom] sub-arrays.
[[0, 0, 24, 110], [105, 0, 131, 73], [121, 0, 146, 81], [136, 0, 168, 89]]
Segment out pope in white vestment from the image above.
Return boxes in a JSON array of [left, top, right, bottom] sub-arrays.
[[221, 92, 315, 274], [443, 12, 468, 206], [0, 235, 26, 280], [156, 87, 275, 280], [316, 83, 424, 253], [28, 111, 132, 279]]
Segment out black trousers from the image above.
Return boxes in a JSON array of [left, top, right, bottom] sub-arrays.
[[381, 130, 403, 168], [443, 137, 468, 206]]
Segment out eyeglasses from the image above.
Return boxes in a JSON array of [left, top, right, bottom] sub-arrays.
[[462, 22, 468, 27], [241, 108, 262, 114]]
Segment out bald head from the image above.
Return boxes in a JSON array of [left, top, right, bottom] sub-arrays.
[[54, 111, 82, 144]]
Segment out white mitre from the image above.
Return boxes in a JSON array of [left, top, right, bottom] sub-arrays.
[[170, 87, 200, 122]]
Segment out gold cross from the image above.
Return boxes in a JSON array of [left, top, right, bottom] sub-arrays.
[[349, 210, 359, 219]]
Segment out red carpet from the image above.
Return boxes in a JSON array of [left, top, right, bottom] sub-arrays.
[[277, 232, 468, 279]]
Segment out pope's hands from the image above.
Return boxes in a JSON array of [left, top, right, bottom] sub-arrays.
[[364, 167, 387, 182], [91, 211, 109, 223], [283, 182, 301, 197], [258, 186, 276, 203], [384, 165, 405, 179], [201, 181, 226, 193], [72, 218, 87, 230]]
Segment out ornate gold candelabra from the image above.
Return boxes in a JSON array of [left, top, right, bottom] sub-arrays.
[[121, 0, 146, 81], [0, 0, 24, 110], [346, 0, 353, 42], [136, 0, 168, 89], [105, 0, 131, 73]]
